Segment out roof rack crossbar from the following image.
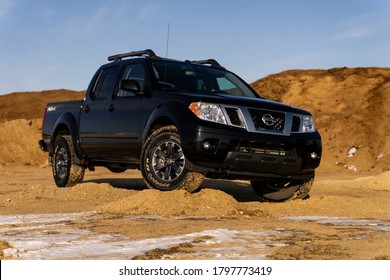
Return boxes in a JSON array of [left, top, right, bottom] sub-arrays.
[[191, 59, 225, 70], [108, 49, 157, 61]]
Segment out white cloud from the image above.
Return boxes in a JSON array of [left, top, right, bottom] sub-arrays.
[[39, 5, 56, 22], [84, 1, 136, 34], [333, 26, 373, 40], [137, 4, 159, 20], [85, 6, 109, 34], [0, 0, 13, 20], [265, 50, 332, 69], [332, 13, 381, 41]]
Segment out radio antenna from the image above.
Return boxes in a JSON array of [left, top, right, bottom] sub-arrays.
[[163, 23, 170, 92], [165, 22, 170, 58]]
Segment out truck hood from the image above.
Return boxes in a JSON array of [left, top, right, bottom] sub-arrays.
[[179, 92, 311, 115]]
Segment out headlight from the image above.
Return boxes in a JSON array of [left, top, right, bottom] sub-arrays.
[[189, 102, 227, 125], [301, 115, 316, 133]]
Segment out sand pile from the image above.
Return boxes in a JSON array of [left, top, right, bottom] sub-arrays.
[[0, 89, 84, 122], [16, 182, 133, 202], [98, 188, 256, 217], [353, 170, 390, 189], [0, 119, 47, 167], [0, 89, 83, 168]]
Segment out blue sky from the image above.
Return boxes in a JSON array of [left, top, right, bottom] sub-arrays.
[[0, 0, 389, 94]]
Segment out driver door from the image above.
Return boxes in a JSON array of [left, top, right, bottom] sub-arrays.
[[103, 63, 148, 162]]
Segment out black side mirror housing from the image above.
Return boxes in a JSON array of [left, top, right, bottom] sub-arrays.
[[120, 79, 142, 94]]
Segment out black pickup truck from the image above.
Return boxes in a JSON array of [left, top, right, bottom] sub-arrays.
[[39, 49, 322, 201]]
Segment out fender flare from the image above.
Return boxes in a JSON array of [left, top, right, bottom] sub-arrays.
[[50, 112, 85, 162], [142, 101, 192, 144]]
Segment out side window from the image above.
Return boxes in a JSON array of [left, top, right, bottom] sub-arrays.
[[116, 63, 146, 97], [93, 66, 120, 99]]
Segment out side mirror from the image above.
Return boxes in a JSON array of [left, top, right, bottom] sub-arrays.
[[120, 79, 142, 94]]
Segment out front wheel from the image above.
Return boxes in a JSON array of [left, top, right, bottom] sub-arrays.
[[52, 135, 85, 188], [251, 177, 313, 202], [141, 125, 204, 192]]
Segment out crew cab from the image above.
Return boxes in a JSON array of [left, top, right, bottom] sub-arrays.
[[39, 49, 322, 201]]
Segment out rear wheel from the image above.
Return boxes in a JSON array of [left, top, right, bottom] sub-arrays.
[[141, 125, 204, 192], [251, 177, 313, 202], [52, 135, 85, 188]]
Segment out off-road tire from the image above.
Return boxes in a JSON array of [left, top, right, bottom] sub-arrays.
[[52, 135, 85, 188], [141, 125, 204, 192], [251, 177, 313, 202]]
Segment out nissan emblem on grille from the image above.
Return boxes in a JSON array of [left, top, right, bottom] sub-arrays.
[[261, 114, 275, 126]]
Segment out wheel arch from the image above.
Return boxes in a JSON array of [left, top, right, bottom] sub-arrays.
[[144, 116, 176, 141], [50, 112, 84, 163], [142, 102, 189, 143]]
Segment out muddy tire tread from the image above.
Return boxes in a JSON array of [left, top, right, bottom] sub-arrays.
[[52, 135, 85, 188], [141, 125, 204, 193]]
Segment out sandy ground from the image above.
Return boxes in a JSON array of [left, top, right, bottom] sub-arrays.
[[1, 166, 389, 260]]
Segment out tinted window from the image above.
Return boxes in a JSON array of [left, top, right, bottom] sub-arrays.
[[116, 63, 146, 97], [93, 66, 120, 99], [216, 75, 246, 96], [151, 61, 258, 98]]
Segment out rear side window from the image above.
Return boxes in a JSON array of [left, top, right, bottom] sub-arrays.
[[92, 66, 120, 99]]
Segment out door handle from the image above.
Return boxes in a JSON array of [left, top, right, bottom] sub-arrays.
[[83, 105, 90, 113], [107, 104, 115, 112]]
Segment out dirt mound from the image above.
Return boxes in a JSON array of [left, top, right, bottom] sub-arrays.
[[0, 89, 84, 122], [98, 188, 259, 217], [354, 170, 390, 189], [16, 182, 133, 202], [252, 67, 390, 173], [0, 119, 47, 167]]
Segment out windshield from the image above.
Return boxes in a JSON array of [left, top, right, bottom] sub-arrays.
[[151, 60, 258, 98]]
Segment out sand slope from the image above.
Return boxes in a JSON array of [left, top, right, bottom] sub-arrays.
[[252, 67, 390, 173], [0, 89, 84, 122]]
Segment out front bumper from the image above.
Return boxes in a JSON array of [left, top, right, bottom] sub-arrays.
[[181, 124, 322, 180]]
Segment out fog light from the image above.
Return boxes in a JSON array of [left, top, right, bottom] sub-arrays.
[[202, 141, 212, 150], [201, 139, 220, 153], [310, 152, 319, 159]]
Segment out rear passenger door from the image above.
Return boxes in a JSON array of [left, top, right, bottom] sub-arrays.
[[104, 63, 147, 162], [79, 66, 120, 159]]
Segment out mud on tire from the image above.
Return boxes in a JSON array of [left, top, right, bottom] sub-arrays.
[[52, 135, 85, 188], [141, 125, 204, 192]]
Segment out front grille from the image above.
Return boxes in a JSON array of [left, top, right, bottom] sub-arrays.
[[292, 115, 301, 132], [237, 141, 289, 156], [225, 107, 242, 126], [221, 105, 306, 135], [248, 109, 285, 131]]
